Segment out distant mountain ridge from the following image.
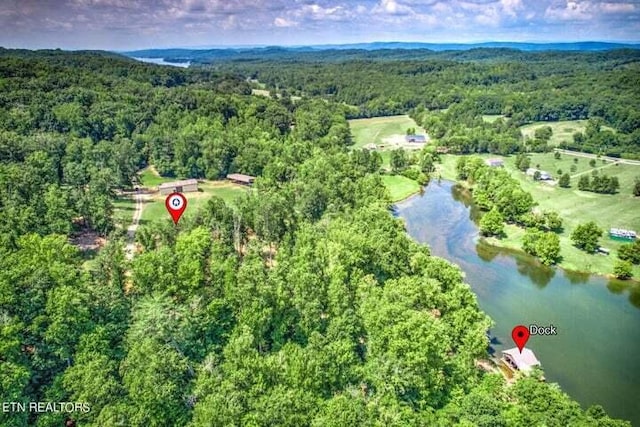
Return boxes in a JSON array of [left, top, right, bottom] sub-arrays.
[[125, 41, 640, 56], [298, 41, 640, 51], [122, 41, 640, 65]]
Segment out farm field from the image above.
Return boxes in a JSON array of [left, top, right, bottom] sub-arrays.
[[439, 153, 640, 278], [520, 120, 616, 146], [382, 174, 421, 202], [349, 114, 428, 170], [349, 115, 424, 148]]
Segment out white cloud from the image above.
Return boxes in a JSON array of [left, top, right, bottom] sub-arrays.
[[500, 0, 523, 17], [599, 2, 635, 13], [274, 16, 297, 27], [1, 0, 639, 50], [44, 17, 73, 30], [545, 1, 593, 21], [71, 0, 141, 8], [374, 0, 413, 15], [475, 4, 501, 25]]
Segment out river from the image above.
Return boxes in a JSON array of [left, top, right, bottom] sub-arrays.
[[395, 180, 640, 425]]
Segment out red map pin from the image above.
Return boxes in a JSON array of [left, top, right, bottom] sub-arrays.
[[165, 192, 187, 224], [512, 325, 530, 353]]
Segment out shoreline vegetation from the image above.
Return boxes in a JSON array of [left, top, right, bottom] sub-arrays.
[[393, 177, 640, 285], [352, 114, 639, 280], [390, 162, 640, 282]]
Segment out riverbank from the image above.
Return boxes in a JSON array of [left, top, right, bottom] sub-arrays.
[[381, 174, 422, 202], [395, 179, 640, 425], [433, 154, 640, 280]]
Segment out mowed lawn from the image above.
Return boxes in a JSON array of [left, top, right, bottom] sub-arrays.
[[439, 153, 640, 278], [382, 175, 421, 203], [139, 166, 174, 187], [349, 115, 423, 149], [140, 181, 248, 225]]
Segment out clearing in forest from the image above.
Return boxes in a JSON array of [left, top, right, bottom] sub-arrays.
[[520, 120, 616, 147], [349, 115, 427, 149], [139, 178, 248, 225]]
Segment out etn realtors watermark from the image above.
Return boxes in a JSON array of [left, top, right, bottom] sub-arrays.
[[2, 402, 90, 414]]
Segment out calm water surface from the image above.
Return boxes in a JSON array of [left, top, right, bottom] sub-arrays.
[[396, 180, 640, 425], [132, 57, 191, 67]]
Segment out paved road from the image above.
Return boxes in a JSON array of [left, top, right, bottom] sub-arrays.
[[555, 149, 640, 166], [125, 190, 147, 260]]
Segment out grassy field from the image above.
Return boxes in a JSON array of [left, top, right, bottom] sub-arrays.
[[439, 153, 640, 278], [137, 166, 248, 224], [482, 114, 505, 123], [382, 175, 421, 202], [139, 167, 174, 187], [140, 180, 247, 225], [349, 115, 426, 170], [349, 115, 424, 149], [520, 120, 616, 146]]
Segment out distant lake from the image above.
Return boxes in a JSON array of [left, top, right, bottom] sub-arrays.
[[396, 180, 640, 426], [131, 57, 190, 68]]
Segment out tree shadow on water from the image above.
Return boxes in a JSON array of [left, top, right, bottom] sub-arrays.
[[476, 240, 501, 263], [563, 269, 590, 285], [607, 279, 640, 309], [515, 256, 556, 289]]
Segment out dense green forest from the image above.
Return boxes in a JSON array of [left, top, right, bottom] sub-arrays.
[[0, 50, 631, 426], [212, 49, 640, 158]]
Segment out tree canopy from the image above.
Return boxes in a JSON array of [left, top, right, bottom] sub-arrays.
[[0, 48, 631, 427]]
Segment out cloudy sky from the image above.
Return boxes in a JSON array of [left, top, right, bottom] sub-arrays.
[[1, 0, 639, 50]]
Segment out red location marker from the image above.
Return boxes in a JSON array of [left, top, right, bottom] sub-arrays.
[[512, 325, 530, 353], [165, 192, 187, 224]]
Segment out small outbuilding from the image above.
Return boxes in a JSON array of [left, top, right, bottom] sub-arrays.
[[526, 168, 552, 181], [227, 173, 256, 186], [485, 158, 504, 167], [405, 134, 427, 143], [158, 179, 199, 195], [501, 347, 541, 372]]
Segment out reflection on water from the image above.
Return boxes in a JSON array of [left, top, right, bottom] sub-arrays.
[[563, 269, 591, 285], [476, 241, 501, 263], [396, 180, 640, 425], [607, 279, 640, 309], [514, 256, 556, 289], [451, 184, 482, 222], [630, 289, 640, 309]]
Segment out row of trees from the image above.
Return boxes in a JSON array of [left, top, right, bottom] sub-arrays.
[[456, 156, 563, 265], [577, 172, 620, 194]]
